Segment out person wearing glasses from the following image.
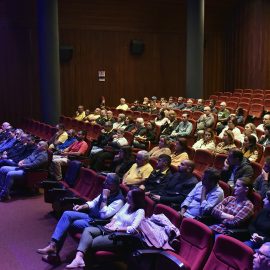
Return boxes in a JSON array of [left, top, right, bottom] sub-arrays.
[[253, 242, 270, 270]]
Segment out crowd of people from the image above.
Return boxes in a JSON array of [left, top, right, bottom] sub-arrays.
[[2, 94, 270, 269]]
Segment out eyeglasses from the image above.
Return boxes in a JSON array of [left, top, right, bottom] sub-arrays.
[[256, 250, 270, 259]]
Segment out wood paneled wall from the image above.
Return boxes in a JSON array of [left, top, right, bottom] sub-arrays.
[[2, 0, 270, 125]]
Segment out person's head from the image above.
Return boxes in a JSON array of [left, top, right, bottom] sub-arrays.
[[186, 99, 193, 107], [197, 99, 204, 106], [125, 116, 134, 125], [117, 113, 126, 123], [203, 128, 214, 142], [223, 130, 234, 145], [85, 109, 90, 116], [160, 102, 168, 109], [100, 109, 107, 117], [168, 97, 174, 104], [244, 123, 256, 136], [26, 135, 36, 145], [136, 118, 144, 127], [76, 130, 87, 141], [243, 135, 257, 151], [209, 99, 216, 108], [220, 102, 227, 110], [20, 133, 28, 144], [263, 114, 270, 126], [1, 122, 11, 131], [263, 157, 270, 173], [107, 111, 113, 119], [203, 106, 211, 116], [116, 129, 125, 138], [227, 118, 237, 130], [181, 113, 189, 123], [158, 137, 168, 148], [103, 173, 120, 194], [178, 160, 195, 174], [263, 191, 270, 209], [15, 129, 23, 140], [253, 242, 270, 270], [136, 150, 150, 167], [77, 105, 84, 113], [37, 141, 48, 152], [56, 123, 65, 132], [175, 138, 188, 153], [8, 128, 16, 138], [104, 121, 113, 132], [168, 110, 176, 121], [67, 129, 76, 138], [94, 108, 101, 115], [264, 124, 270, 137], [157, 110, 166, 120], [202, 167, 220, 190], [127, 188, 145, 212], [120, 98, 126, 105], [227, 148, 244, 166], [178, 97, 184, 103], [234, 177, 252, 198], [145, 121, 154, 130], [156, 154, 171, 171], [236, 107, 244, 116]]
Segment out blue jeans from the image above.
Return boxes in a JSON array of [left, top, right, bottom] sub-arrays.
[[0, 166, 25, 195], [51, 210, 92, 251]]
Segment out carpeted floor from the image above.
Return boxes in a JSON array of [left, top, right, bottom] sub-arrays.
[[0, 194, 77, 270]]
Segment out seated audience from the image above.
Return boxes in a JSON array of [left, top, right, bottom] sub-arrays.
[[133, 121, 156, 150], [183, 99, 194, 111], [0, 128, 21, 153], [0, 141, 48, 201], [209, 99, 218, 114], [148, 137, 171, 158], [180, 167, 224, 218], [131, 117, 146, 136], [0, 122, 12, 142], [215, 130, 236, 154], [193, 99, 204, 112], [167, 96, 176, 109], [123, 150, 153, 186], [245, 191, 270, 250], [48, 123, 68, 150], [259, 124, 270, 147], [50, 131, 88, 181], [253, 242, 270, 270], [218, 117, 242, 140], [113, 113, 126, 131], [196, 106, 214, 135], [241, 135, 259, 162], [154, 111, 170, 127], [170, 138, 189, 167], [230, 107, 245, 125], [217, 102, 230, 126], [122, 116, 136, 132], [169, 113, 193, 140], [96, 109, 107, 126], [74, 105, 85, 121], [65, 189, 145, 269], [149, 160, 198, 209], [83, 108, 101, 123], [220, 148, 253, 187], [106, 110, 115, 124], [210, 177, 254, 235], [254, 157, 270, 197], [111, 146, 135, 178], [116, 98, 129, 111], [160, 110, 179, 138], [192, 128, 216, 152], [140, 154, 172, 193], [55, 129, 77, 152], [257, 114, 270, 132], [174, 96, 185, 110], [148, 100, 159, 114], [37, 173, 125, 265], [239, 123, 258, 143]]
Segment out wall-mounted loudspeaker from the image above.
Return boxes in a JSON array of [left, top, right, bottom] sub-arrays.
[[59, 46, 73, 63], [130, 39, 144, 55]]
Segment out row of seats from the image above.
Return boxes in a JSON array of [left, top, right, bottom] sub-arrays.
[[41, 163, 256, 270]]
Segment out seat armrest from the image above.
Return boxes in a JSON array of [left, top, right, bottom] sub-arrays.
[[225, 228, 250, 241], [60, 196, 86, 205], [40, 180, 63, 189]]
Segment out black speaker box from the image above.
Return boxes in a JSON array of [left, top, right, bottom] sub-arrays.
[[59, 46, 73, 63], [130, 40, 144, 55]]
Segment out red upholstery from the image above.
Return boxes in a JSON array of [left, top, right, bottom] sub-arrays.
[[238, 102, 250, 111], [213, 154, 227, 171], [249, 191, 263, 217], [186, 146, 195, 160], [218, 181, 231, 198], [163, 218, 214, 270], [250, 161, 262, 182], [226, 101, 238, 110], [264, 99, 270, 112], [249, 103, 264, 118], [154, 203, 182, 228], [260, 145, 270, 165], [203, 235, 253, 270], [124, 131, 134, 145], [192, 111, 203, 121], [193, 150, 214, 177], [234, 88, 243, 94]]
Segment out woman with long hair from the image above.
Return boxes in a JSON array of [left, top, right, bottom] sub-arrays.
[[149, 137, 171, 158], [215, 130, 236, 155], [241, 135, 259, 162], [170, 138, 189, 167], [66, 188, 145, 268], [192, 128, 216, 153]]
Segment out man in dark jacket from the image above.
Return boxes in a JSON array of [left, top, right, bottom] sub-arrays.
[[149, 159, 198, 210], [141, 154, 172, 193], [220, 148, 254, 187], [0, 141, 48, 201]]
